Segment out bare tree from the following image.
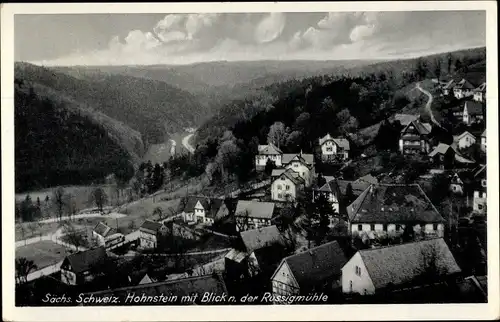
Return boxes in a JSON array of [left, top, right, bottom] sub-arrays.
[[52, 187, 66, 221], [15, 257, 38, 284], [63, 223, 87, 251], [90, 187, 108, 213], [267, 121, 288, 149]]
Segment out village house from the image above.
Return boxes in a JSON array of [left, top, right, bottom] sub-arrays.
[[313, 178, 341, 214], [480, 129, 486, 151], [270, 168, 305, 202], [318, 134, 350, 161], [81, 274, 228, 305], [92, 222, 116, 247], [473, 82, 486, 103], [453, 78, 476, 99], [463, 101, 485, 126], [270, 241, 348, 299], [341, 238, 462, 295], [139, 220, 167, 249], [178, 196, 229, 226], [398, 120, 432, 155], [449, 172, 465, 195], [442, 79, 455, 96], [60, 247, 108, 285], [472, 165, 487, 214], [281, 151, 315, 187], [255, 143, 283, 170], [346, 184, 445, 241], [234, 200, 275, 232], [428, 143, 457, 170], [225, 225, 286, 279], [453, 131, 477, 150]]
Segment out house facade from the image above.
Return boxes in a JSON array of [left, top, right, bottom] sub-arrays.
[[318, 134, 350, 161], [271, 241, 347, 299], [341, 238, 461, 295], [463, 101, 485, 126], [472, 165, 487, 214], [92, 222, 115, 247], [473, 82, 486, 103], [347, 184, 445, 241], [428, 143, 456, 170], [270, 168, 305, 202], [235, 200, 275, 232], [450, 173, 465, 195], [282, 153, 315, 187], [178, 196, 229, 226], [453, 131, 477, 150], [398, 120, 432, 155], [255, 143, 283, 170], [139, 220, 166, 249], [453, 79, 476, 99], [313, 178, 341, 214], [60, 247, 108, 285]]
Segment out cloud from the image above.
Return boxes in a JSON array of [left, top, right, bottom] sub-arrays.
[[350, 24, 375, 42], [123, 30, 161, 51], [254, 13, 286, 43]]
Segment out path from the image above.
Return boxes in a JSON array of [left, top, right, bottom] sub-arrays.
[[182, 133, 195, 153], [416, 82, 442, 128], [36, 212, 126, 224], [123, 248, 231, 257]]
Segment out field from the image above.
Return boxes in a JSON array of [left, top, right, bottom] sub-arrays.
[[15, 222, 61, 241], [16, 241, 68, 269]]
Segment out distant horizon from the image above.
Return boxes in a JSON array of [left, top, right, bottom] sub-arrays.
[[17, 45, 486, 68], [15, 12, 486, 66]]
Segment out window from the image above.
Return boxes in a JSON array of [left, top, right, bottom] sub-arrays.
[[383, 224, 388, 231], [293, 163, 298, 168], [478, 204, 483, 210], [277, 184, 282, 190], [433, 224, 438, 230], [355, 266, 361, 276], [350, 281, 353, 292], [278, 193, 283, 199], [358, 225, 362, 231], [285, 185, 290, 191], [370, 224, 375, 231], [326, 147, 333, 152]]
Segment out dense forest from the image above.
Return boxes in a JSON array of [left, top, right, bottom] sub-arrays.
[[15, 63, 203, 145], [179, 47, 486, 185], [15, 80, 136, 192]]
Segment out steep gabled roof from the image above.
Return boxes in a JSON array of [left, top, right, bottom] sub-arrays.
[[258, 143, 282, 155], [428, 143, 455, 157], [282, 153, 314, 166], [358, 238, 461, 289], [274, 241, 347, 289], [64, 247, 107, 274], [401, 120, 432, 136], [347, 184, 444, 224], [474, 82, 486, 93], [442, 79, 456, 90], [277, 168, 306, 186], [317, 178, 340, 194], [464, 101, 484, 115], [319, 134, 350, 150], [139, 220, 163, 234], [177, 196, 225, 219], [454, 78, 476, 90], [240, 225, 284, 253], [453, 131, 476, 142], [93, 222, 113, 237], [235, 200, 275, 219]]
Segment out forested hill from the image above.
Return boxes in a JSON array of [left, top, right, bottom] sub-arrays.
[[185, 47, 485, 183], [15, 62, 204, 145], [14, 79, 140, 192]]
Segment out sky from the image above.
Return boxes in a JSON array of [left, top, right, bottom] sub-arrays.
[[15, 11, 486, 66]]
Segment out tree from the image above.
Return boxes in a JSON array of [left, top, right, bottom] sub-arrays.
[[215, 139, 241, 182], [63, 223, 87, 251], [316, 173, 327, 188], [91, 187, 108, 213], [267, 121, 287, 149], [264, 158, 276, 176], [15, 257, 38, 284], [52, 187, 66, 221]]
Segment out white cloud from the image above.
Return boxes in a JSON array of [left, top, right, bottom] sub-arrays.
[[123, 30, 161, 51], [185, 13, 219, 39], [254, 13, 286, 43], [350, 24, 375, 42]]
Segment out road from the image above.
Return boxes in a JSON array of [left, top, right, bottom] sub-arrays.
[[182, 133, 195, 153], [416, 82, 441, 128], [36, 212, 126, 224]]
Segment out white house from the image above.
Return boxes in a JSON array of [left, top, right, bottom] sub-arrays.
[[255, 143, 283, 170], [271, 241, 347, 299], [341, 238, 461, 295], [178, 196, 229, 226], [318, 134, 350, 161], [453, 131, 477, 150], [453, 79, 476, 99], [480, 129, 486, 151], [235, 200, 275, 232], [449, 172, 465, 195], [281, 152, 315, 187], [463, 101, 485, 126], [313, 178, 341, 215], [60, 247, 108, 285], [398, 120, 432, 155], [473, 82, 486, 103], [92, 222, 116, 247], [139, 220, 166, 249], [270, 168, 305, 202], [346, 184, 445, 241], [472, 165, 487, 214]]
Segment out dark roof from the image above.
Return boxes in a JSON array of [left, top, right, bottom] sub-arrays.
[[358, 238, 461, 289], [258, 143, 282, 155], [240, 225, 284, 253], [347, 184, 444, 223], [454, 78, 476, 90], [65, 247, 107, 274], [254, 244, 289, 277], [93, 222, 113, 237], [282, 153, 314, 166], [274, 168, 305, 186], [317, 179, 340, 194], [337, 180, 371, 197], [235, 200, 275, 219], [319, 134, 350, 150], [401, 120, 432, 136], [428, 143, 455, 157], [275, 241, 347, 289], [464, 101, 484, 115], [177, 196, 225, 219], [139, 220, 163, 233], [85, 274, 228, 305]]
